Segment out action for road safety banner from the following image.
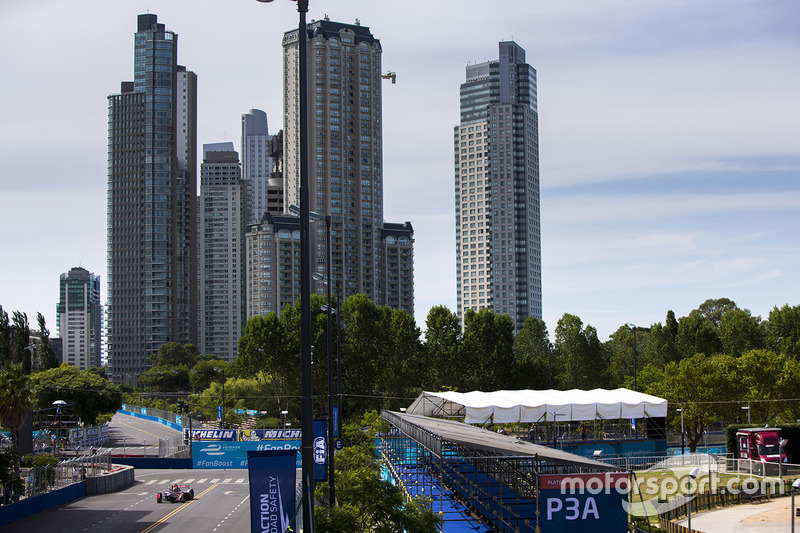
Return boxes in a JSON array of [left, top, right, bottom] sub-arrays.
[[247, 449, 296, 533]]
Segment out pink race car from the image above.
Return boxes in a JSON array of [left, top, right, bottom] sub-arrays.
[[156, 484, 194, 503]]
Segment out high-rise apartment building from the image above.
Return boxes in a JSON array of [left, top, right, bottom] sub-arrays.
[[57, 267, 102, 370], [242, 109, 282, 222], [274, 17, 414, 314], [455, 41, 541, 330], [199, 143, 245, 361], [107, 14, 198, 385]]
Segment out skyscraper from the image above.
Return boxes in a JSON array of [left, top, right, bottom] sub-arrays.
[[455, 41, 541, 330], [242, 109, 282, 222], [199, 143, 245, 361], [57, 267, 102, 370], [107, 14, 197, 385], [277, 17, 414, 314]]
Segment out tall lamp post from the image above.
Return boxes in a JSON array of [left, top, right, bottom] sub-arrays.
[[742, 405, 751, 425], [214, 367, 226, 429], [626, 324, 650, 391], [258, 1, 313, 528], [336, 279, 342, 440], [687, 467, 700, 532], [676, 408, 685, 465], [312, 212, 335, 506], [791, 478, 800, 533]]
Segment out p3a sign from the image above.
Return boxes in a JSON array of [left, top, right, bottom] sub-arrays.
[[538, 473, 629, 533]]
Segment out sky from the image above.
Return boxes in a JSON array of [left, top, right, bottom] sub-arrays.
[[1, 0, 798, 344]]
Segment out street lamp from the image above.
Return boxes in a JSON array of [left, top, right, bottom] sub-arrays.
[[676, 408, 685, 464], [687, 467, 700, 531], [258, 1, 314, 529], [214, 367, 226, 429], [791, 478, 800, 533], [626, 324, 650, 392], [742, 405, 751, 425]]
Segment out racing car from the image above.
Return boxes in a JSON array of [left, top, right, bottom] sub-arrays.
[[155, 484, 195, 503]]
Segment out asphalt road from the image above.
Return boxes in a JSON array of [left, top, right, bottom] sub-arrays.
[[0, 469, 252, 532], [106, 413, 183, 456]]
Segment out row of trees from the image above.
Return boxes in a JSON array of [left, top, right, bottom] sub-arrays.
[[0, 307, 58, 374]]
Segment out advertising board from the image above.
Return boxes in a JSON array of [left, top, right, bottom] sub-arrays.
[[538, 472, 629, 532]]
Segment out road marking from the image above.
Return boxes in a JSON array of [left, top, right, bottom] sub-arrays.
[[184, 478, 195, 483], [210, 478, 220, 483], [222, 478, 232, 483], [141, 484, 218, 533], [236, 478, 245, 483], [213, 495, 249, 531], [198, 478, 207, 483], [145, 480, 156, 485]]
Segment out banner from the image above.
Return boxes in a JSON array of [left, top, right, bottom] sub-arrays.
[[240, 429, 302, 441], [314, 419, 327, 482], [193, 440, 300, 469], [248, 450, 296, 533], [538, 473, 629, 532], [187, 429, 239, 441]]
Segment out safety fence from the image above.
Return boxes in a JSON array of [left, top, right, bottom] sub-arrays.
[[158, 435, 190, 459], [2, 449, 113, 504]]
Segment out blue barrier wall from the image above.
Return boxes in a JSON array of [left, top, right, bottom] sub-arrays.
[[117, 409, 182, 432], [0, 482, 86, 526]]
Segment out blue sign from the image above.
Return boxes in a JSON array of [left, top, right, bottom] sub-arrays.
[[192, 440, 301, 469], [248, 450, 296, 533], [217, 405, 223, 421], [539, 473, 628, 532], [314, 419, 328, 482], [333, 407, 339, 437]]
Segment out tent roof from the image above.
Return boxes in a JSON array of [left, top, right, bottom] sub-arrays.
[[385, 411, 620, 471], [406, 388, 668, 424]]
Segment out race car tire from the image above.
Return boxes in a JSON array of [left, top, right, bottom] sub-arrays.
[[188, 489, 194, 500], [156, 493, 162, 503], [178, 493, 185, 503]]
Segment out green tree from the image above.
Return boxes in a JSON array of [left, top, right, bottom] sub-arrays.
[[718, 309, 763, 357], [11, 312, 31, 374], [0, 362, 32, 487], [314, 412, 441, 533], [647, 353, 739, 451], [738, 349, 800, 424], [341, 294, 389, 415], [423, 306, 461, 390], [513, 316, 552, 389], [606, 325, 650, 388], [0, 307, 10, 365], [642, 311, 680, 367], [36, 313, 59, 371], [461, 309, 514, 391], [30, 365, 123, 425], [676, 312, 722, 358], [553, 313, 608, 389], [137, 365, 190, 392], [766, 304, 800, 359], [191, 357, 227, 392], [376, 309, 424, 410], [236, 312, 296, 416], [149, 343, 201, 368], [691, 297, 740, 327]]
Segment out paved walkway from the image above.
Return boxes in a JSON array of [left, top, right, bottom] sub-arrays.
[[675, 496, 796, 532]]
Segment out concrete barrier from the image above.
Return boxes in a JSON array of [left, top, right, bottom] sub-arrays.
[[0, 482, 86, 526], [85, 464, 136, 496]]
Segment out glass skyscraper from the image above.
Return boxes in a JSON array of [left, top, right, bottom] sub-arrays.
[[455, 41, 542, 330], [107, 14, 197, 385]]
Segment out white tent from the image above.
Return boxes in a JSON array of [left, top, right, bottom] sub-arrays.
[[406, 388, 668, 424]]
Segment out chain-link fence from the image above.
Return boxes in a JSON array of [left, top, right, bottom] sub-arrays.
[[158, 435, 190, 458], [1, 449, 113, 504]]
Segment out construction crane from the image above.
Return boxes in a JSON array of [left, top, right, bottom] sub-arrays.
[[381, 71, 397, 84]]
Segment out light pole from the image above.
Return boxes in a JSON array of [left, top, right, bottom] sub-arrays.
[[336, 279, 342, 440], [742, 405, 751, 425], [214, 367, 226, 429], [687, 467, 700, 531], [676, 408, 685, 464], [791, 478, 800, 533], [312, 212, 335, 506], [626, 324, 650, 391], [281, 410, 288, 431], [258, 1, 313, 528]]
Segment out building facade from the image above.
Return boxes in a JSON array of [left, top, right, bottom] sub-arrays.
[[107, 14, 198, 385], [275, 17, 413, 316], [199, 143, 245, 362], [57, 267, 102, 370], [242, 109, 283, 222], [455, 41, 541, 330]]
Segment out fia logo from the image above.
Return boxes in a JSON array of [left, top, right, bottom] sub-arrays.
[[313, 436, 327, 464]]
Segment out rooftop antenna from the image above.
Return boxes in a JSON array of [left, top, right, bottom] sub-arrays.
[[355, 18, 360, 26]]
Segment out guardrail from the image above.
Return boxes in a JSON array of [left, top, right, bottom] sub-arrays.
[[1, 449, 113, 504]]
